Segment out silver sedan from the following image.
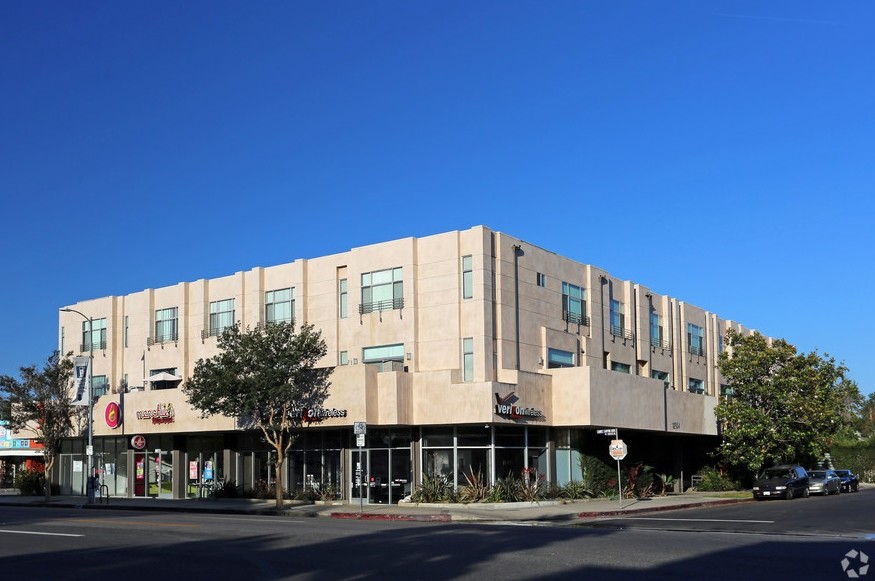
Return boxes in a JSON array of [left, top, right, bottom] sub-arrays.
[[808, 469, 842, 495]]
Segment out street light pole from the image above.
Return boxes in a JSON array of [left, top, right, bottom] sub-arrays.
[[61, 307, 94, 504]]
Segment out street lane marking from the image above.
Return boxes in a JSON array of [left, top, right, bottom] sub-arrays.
[[612, 517, 774, 523], [71, 519, 198, 528], [0, 529, 83, 537]]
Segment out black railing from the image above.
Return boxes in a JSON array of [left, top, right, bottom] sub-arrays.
[[688, 345, 706, 357], [147, 332, 179, 346], [563, 310, 590, 327], [610, 325, 634, 340], [650, 337, 671, 349], [80, 341, 107, 352], [359, 298, 404, 315], [201, 327, 229, 340]]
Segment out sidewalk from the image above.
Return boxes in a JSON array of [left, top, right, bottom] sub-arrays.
[[0, 490, 751, 524]]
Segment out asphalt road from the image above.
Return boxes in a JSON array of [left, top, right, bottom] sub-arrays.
[[0, 489, 873, 580]]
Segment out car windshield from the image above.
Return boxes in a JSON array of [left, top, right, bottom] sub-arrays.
[[760, 468, 791, 479], [809, 471, 826, 478]]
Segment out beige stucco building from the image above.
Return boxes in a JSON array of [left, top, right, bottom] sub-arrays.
[[57, 225, 754, 502]]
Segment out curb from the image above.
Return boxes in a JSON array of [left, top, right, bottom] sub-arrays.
[[577, 497, 752, 519], [330, 512, 452, 522]]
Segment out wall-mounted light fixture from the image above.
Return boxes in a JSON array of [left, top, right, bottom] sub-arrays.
[[406, 352, 412, 361], [353, 358, 358, 365]]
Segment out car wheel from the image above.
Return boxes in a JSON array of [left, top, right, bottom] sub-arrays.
[[786, 487, 794, 500], [803, 486, 809, 498], [854, 484, 859, 492]]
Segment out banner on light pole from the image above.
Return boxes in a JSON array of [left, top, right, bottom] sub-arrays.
[[71, 356, 91, 406]]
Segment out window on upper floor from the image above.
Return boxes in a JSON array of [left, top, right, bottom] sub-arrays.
[[562, 282, 588, 326], [265, 288, 294, 325], [339, 278, 348, 319], [610, 300, 631, 339], [92, 375, 108, 397], [651, 370, 670, 389], [339, 351, 349, 366], [362, 343, 405, 372], [81, 318, 107, 352], [209, 299, 235, 336], [360, 267, 403, 314], [688, 378, 705, 394], [154, 307, 179, 343], [650, 312, 666, 348], [149, 367, 180, 390], [720, 384, 734, 399], [548, 348, 575, 369], [687, 323, 705, 356], [611, 361, 631, 374], [462, 337, 474, 381], [537, 273, 546, 287], [462, 256, 473, 299]]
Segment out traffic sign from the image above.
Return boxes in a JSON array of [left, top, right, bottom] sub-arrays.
[[354, 421, 367, 435], [356, 433, 365, 447], [609, 439, 628, 461]]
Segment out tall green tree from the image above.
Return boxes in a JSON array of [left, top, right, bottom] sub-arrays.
[[715, 330, 861, 476], [184, 322, 332, 508], [0, 351, 75, 500]]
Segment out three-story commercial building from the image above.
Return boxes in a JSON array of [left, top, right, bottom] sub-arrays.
[[56, 226, 754, 502]]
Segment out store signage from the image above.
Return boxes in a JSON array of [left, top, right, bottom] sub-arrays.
[[298, 407, 348, 424], [135, 403, 175, 424], [494, 392, 544, 419], [131, 435, 146, 450], [0, 439, 43, 450], [105, 401, 121, 429]]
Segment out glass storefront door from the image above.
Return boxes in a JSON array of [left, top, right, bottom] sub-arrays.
[[148, 451, 173, 498], [350, 448, 411, 504]]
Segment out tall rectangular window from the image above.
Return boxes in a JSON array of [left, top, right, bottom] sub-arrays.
[[154, 307, 178, 343], [650, 312, 664, 347], [360, 267, 403, 313], [81, 318, 107, 351], [562, 282, 587, 325], [687, 323, 704, 356], [339, 351, 349, 366], [688, 378, 704, 394], [610, 300, 626, 337], [339, 278, 348, 319], [536, 273, 546, 287], [462, 255, 473, 299], [265, 288, 294, 324], [209, 299, 235, 336], [92, 375, 108, 397], [462, 337, 474, 381]]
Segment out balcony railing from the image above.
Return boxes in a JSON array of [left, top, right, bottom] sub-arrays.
[[80, 341, 107, 352], [610, 325, 634, 341], [147, 332, 179, 347], [563, 310, 590, 327], [256, 318, 295, 331], [688, 345, 706, 357], [201, 327, 230, 340], [359, 298, 404, 315], [650, 337, 671, 350]]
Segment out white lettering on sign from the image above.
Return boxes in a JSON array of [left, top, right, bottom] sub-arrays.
[[136, 403, 175, 424]]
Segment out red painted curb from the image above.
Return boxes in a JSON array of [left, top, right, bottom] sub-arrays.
[[577, 498, 751, 519], [330, 512, 452, 522]]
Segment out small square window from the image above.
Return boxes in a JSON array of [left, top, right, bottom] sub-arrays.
[[536, 273, 546, 287]]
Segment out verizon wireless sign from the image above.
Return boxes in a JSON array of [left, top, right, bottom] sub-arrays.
[[494, 392, 544, 419]]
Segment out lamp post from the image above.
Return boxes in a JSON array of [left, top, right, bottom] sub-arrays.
[[61, 307, 94, 503]]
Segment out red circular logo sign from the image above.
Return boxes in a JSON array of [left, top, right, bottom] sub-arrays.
[[105, 402, 121, 429], [131, 435, 146, 450]]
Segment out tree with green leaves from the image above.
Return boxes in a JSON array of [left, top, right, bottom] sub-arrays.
[[184, 322, 332, 508], [715, 330, 861, 477], [0, 351, 76, 500]]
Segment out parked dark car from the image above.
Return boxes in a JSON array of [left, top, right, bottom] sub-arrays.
[[753, 464, 810, 500], [807, 469, 842, 495], [834, 469, 860, 493]]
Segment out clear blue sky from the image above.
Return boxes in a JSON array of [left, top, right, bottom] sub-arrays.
[[2, 1, 873, 395]]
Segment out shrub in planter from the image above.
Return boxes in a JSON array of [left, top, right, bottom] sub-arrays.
[[15, 469, 45, 496]]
